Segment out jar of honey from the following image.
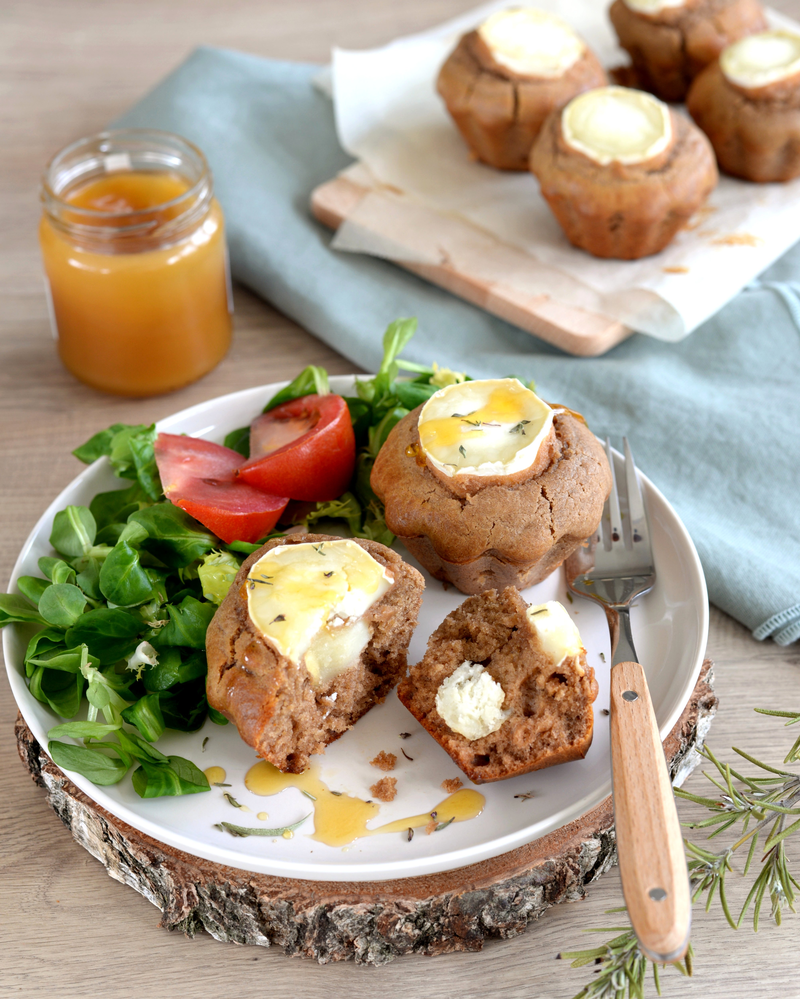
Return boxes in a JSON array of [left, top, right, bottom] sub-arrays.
[[40, 129, 233, 396]]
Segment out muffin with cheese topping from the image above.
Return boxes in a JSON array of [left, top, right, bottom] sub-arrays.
[[687, 30, 800, 182], [398, 588, 598, 783], [437, 7, 607, 170], [530, 86, 718, 259], [206, 534, 424, 772], [609, 0, 767, 103], [370, 378, 611, 595]]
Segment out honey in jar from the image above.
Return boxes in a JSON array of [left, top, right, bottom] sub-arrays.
[[39, 129, 232, 396]]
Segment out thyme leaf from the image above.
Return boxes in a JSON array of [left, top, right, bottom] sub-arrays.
[[223, 792, 247, 810]]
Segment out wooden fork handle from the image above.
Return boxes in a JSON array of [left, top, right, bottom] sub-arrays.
[[610, 661, 691, 963]]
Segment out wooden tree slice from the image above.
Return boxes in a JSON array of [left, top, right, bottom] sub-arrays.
[[14, 660, 716, 966]]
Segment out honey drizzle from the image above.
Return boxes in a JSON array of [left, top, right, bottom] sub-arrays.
[[405, 442, 427, 467], [245, 760, 485, 847], [204, 766, 227, 785], [419, 385, 537, 452]]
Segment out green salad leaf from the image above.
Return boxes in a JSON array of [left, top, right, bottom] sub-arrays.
[[3, 316, 513, 802]]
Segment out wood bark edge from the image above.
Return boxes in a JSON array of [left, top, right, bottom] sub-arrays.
[[14, 659, 717, 965]]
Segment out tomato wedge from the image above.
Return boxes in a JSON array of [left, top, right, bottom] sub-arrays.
[[154, 433, 289, 544], [237, 394, 356, 501]]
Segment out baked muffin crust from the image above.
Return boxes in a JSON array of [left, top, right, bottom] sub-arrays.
[[398, 587, 598, 783], [687, 31, 800, 182], [609, 0, 768, 102], [206, 533, 424, 772], [530, 91, 718, 259], [437, 10, 606, 170], [371, 403, 611, 595]]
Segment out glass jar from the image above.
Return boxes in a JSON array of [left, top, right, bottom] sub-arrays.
[[39, 128, 233, 397]]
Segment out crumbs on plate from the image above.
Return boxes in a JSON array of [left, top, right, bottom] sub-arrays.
[[370, 750, 397, 771], [370, 777, 397, 802]]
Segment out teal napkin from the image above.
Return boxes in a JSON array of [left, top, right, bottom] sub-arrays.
[[116, 47, 800, 646]]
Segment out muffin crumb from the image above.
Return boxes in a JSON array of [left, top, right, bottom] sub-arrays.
[[370, 777, 397, 802], [441, 778, 463, 793], [370, 750, 397, 772]]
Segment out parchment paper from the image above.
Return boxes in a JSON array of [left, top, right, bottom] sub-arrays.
[[330, 0, 800, 340]]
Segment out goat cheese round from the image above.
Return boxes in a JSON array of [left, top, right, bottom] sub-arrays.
[[562, 86, 672, 166], [526, 601, 585, 672], [435, 661, 511, 741], [622, 0, 687, 13], [418, 378, 554, 478], [720, 30, 800, 90], [246, 539, 393, 687], [477, 8, 585, 79]]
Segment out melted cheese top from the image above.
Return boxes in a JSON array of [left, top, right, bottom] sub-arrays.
[[526, 601, 584, 672], [246, 540, 393, 686], [622, 0, 687, 14], [721, 30, 800, 89], [418, 378, 554, 478], [477, 7, 585, 79], [562, 86, 672, 166]]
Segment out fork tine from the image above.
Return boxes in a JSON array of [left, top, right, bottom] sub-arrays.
[[623, 437, 651, 550], [604, 438, 622, 551]]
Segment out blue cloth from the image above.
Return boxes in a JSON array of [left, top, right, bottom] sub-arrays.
[[116, 46, 800, 646]]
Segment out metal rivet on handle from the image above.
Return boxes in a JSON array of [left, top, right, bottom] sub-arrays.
[[622, 690, 639, 701], [649, 887, 668, 902]]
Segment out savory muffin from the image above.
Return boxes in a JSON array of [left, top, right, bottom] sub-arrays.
[[609, 0, 767, 103], [370, 378, 611, 595], [530, 85, 718, 259], [398, 588, 598, 784], [687, 29, 800, 182], [437, 7, 606, 170], [206, 534, 424, 772]]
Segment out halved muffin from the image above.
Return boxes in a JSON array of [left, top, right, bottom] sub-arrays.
[[437, 7, 606, 170], [206, 533, 424, 772], [398, 588, 598, 783], [370, 378, 611, 595], [687, 29, 800, 182], [609, 0, 767, 103], [530, 86, 718, 259]]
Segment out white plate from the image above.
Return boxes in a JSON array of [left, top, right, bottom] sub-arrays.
[[3, 375, 708, 882]]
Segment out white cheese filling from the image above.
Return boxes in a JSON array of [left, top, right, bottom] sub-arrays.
[[622, 0, 687, 14], [721, 30, 800, 90], [526, 601, 584, 672], [246, 540, 393, 687], [418, 378, 554, 478], [562, 86, 672, 166], [436, 661, 511, 740], [477, 7, 585, 79]]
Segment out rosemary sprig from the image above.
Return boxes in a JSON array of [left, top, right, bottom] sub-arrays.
[[214, 814, 311, 837], [754, 708, 800, 763], [567, 706, 800, 998], [562, 916, 693, 999]]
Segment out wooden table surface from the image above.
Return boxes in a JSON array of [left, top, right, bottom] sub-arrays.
[[2, 2, 799, 996]]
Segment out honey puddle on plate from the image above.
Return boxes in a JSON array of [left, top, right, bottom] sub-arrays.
[[204, 766, 227, 785], [245, 760, 485, 848]]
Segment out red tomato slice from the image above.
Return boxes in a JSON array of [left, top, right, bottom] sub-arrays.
[[154, 433, 289, 544], [237, 394, 356, 501]]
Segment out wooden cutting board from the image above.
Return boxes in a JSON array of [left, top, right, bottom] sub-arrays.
[[310, 173, 633, 357], [14, 660, 716, 965]]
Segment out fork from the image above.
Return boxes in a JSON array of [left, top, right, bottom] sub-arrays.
[[565, 438, 691, 964]]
